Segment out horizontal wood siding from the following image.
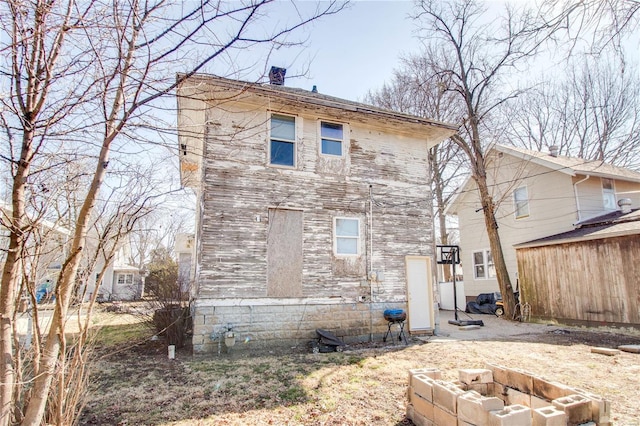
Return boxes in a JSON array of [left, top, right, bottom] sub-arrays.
[[517, 234, 640, 326], [197, 107, 433, 302]]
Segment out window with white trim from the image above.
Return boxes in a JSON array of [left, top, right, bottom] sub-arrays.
[[320, 121, 343, 156], [117, 273, 133, 285], [602, 178, 616, 210], [513, 186, 529, 219], [334, 217, 360, 255], [269, 114, 296, 167], [473, 250, 496, 279]]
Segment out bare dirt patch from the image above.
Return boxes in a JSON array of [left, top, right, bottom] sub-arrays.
[[79, 311, 640, 426]]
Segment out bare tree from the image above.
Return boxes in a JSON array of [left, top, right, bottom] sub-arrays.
[[542, 0, 639, 55], [411, 0, 562, 318], [506, 55, 640, 170], [0, 1, 346, 424]]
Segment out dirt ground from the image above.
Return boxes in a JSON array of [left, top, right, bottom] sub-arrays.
[[79, 310, 640, 426]]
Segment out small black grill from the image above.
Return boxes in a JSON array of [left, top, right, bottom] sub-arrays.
[[383, 309, 408, 344]]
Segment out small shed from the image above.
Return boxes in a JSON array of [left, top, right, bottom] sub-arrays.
[[515, 208, 640, 328]]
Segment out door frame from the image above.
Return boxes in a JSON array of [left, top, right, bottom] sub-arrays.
[[405, 255, 435, 333]]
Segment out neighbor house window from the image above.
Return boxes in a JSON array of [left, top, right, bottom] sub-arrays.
[[269, 114, 296, 166], [473, 250, 496, 280], [334, 217, 360, 255], [117, 273, 133, 285], [513, 186, 529, 218], [602, 178, 616, 210], [320, 121, 343, 156]]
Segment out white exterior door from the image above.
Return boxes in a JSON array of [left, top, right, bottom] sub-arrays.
[[405, 256, 433, 332]]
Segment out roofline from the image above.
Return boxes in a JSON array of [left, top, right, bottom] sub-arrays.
[[493, 145, 578, 177], [494, 144, 640, 183], [443, 175, 472, 215], [178, 73, 460, 132], [514, 228, 640, 249]]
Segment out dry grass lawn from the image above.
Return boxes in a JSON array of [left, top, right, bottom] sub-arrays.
[[79, 311, 640, 426]]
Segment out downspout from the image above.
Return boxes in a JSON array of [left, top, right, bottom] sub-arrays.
[[368, 184, 374, 342], [573, 175, 590, 223]]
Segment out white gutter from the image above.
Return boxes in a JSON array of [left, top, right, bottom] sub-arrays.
[[573, 175, 590, 223]]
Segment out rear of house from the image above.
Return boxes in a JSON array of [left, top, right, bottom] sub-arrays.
[[177, 73, 457, 352]]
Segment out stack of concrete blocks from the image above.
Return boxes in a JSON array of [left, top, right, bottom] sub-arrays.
[[406, 364, 610, 425]]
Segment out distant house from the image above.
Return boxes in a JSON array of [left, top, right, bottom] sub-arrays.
[[85, 240, 143, 302], [175, 233, 194, 293], [0, 200, 70, 303], [515, 207, 640, 327], [177, 72, 457, 352], [446, 144, 640, 299]]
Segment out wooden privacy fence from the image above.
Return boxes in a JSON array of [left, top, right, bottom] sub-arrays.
[[516, 234, 640, 327]]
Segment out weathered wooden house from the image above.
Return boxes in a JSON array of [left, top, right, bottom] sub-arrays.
[[515, 208, 640, 327], [446, 144, 640, 300], [177, 72, 457, 352]]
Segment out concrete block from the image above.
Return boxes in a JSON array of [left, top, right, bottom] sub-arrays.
[[465, 383, 489, 396], [618, 344, 640, 353], [532, 406, 567, 426], [570, 389, 611, 424], [412, 374, 436, 402], [458, 420, 474, 426], [489, 404, 532, 426], [506, 386, 531, 407], [533, 376, 574, 401], [491, 382, 508, 402], [590, 347, 620, 356], [552, 394, 592, 424], [407, 404, 434, 426], [409, 368, 442, 382], [507, 367, 534, 394], [412, 394, 435, 420], [433, 380, 466, 414], [486, 363, 509, 385], [531, 396, 552, 410], [459, 368, 494, 384], [457, 390, 504, 424], [434, 404, 458, 426]]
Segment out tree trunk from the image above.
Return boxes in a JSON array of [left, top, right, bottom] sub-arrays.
[[21, 142, 111, 425], [474, 175, 515, 318], [0, 130, 33, 426]]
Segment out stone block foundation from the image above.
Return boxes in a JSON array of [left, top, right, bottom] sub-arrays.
[[406, 365, 610, 426], [191, 299, 415, 353]]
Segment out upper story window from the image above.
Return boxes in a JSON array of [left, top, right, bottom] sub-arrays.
[[473, 250, 496, 280], [334, 217, 360, 256], [602, 178, 616, 210], [513, 186, 529, 219], [320, 121, 343, 156], [269, 114, 296, 167]]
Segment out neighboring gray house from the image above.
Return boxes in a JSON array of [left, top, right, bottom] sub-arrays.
[[446, 144, 640, 300], [177, 72, 457, 352]]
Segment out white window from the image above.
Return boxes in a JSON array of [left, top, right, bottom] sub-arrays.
[[320, 121, 343, 156], [117, 273, 133, 285], [473, 250, 496, 280], [269, 114, 296, 167], [334, 217, 360, 255], [602, 178, 616, 210], [513, 186, 529, 219]]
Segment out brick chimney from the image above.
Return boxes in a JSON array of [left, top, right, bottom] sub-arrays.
[[268, 66, 286, 85]]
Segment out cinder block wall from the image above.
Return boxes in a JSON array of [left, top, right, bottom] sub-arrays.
[[191, 302, 409, 353], [406, 365, 611, 426]]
